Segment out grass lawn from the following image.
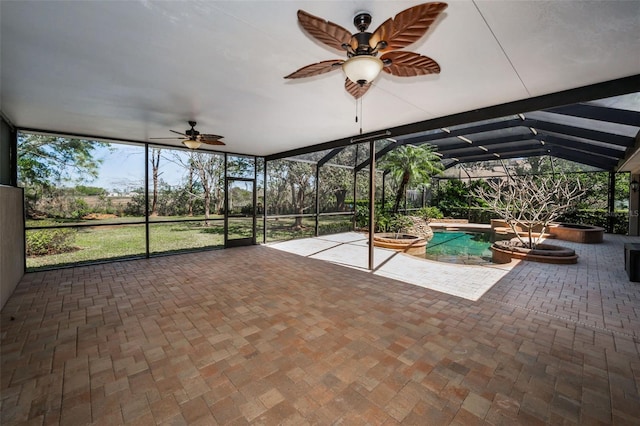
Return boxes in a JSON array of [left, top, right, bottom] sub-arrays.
[[26, 221, 225, 271], [26, 214, 354, 270]]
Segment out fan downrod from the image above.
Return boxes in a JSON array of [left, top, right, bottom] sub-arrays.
[[186, 121, 199, 137], [353, 12, 371, 32]]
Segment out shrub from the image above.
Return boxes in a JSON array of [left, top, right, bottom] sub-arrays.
[[417, 206, 443, 221], [318, 221, 352, 235], [355, 203, 416, 232], [388, 215, 413, 232], [69, 198, 90, 219], [26, 228, 77, 256]]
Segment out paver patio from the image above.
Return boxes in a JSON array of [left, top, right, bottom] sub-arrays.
[[1, 233, 639, 424]]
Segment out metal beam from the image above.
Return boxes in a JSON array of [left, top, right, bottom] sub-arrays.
[[549, 147, 616, 170], [355, 127, 536, 172], [449, 148, 550, 164], [317, 147, 345, 167], [548, 144, 619, 165], [442, 140, 544, 160], [545, 103, 640, 127], [527, 115, 634, 147], [398, 118, 532, 146], [437, 134, 540, 155], [542, 134, 626, 159], [354, 141, 398, 172], [368, 140, 375, 271]]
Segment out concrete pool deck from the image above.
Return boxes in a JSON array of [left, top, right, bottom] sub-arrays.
[[267, 232, 519, 301]]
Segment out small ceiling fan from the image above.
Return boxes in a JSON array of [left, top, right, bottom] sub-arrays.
[[285, 2, 448, 99], [150, 121, 225, 149]]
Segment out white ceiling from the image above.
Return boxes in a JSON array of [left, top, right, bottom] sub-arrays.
[[1, 1, 639, 157]]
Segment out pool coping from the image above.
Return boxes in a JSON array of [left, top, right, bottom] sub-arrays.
[[429, 222, 492, 233]]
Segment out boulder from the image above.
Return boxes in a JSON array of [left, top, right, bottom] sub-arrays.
[[403, 216, 434, 242]]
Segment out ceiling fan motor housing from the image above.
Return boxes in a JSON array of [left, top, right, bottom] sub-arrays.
[[352, 32, 374, 55], [351, 12, 376, 56], [353, 12, 371, 31], [186, 121, 199, 137]]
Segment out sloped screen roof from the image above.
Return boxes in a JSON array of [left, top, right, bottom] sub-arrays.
[[355, 93, 640, 172]]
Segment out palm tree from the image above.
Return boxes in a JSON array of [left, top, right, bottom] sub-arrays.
[[380, 144, 443, 214]]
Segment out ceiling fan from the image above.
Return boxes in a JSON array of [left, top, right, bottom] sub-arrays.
[[150, 121, 225, 149], [284, 2, 448, 99]]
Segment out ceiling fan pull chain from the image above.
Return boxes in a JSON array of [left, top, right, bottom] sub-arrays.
[[355, 100, 358, 124], [359, 97, 363, 135]]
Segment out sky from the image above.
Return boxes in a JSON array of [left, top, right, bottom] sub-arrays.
[[88, 144, 256, 193], [89, 144, 186, 193]]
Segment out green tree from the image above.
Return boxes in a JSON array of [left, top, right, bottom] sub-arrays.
[[74, 185, 106, 196], [379, 144, 443, 214], [190, 152, 225, 225], [319, 148, 355, 213], [265, 160, 291, 215], [18, 133, 109, 217], [287, 162, 315, 228]]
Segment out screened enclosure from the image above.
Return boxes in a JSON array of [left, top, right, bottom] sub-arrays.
[[16, 93, 640, 271]]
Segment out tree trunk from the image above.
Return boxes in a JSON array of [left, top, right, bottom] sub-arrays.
[[203, 190, 210, 226], [150, 149, 161, 216], [335, 189, 347, 211], [295, 185, 306, 228], [187, 165, 194, 217], [393, 172, 411, 214]]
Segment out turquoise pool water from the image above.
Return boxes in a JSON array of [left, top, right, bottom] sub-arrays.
[[425, 231, 493, 264]]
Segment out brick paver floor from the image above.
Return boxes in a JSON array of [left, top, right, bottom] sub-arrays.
[[1, 234, 639, 425]]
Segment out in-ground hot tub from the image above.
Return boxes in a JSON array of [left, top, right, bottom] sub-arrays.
[[490, 220, 604, 244], [373, 233, 427, 256], [548, 223, 604, 244]]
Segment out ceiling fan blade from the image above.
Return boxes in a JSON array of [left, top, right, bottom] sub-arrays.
[[198, 134, 224, 141], [201, 139, 226, 146], [149, 137, 186, 140], [170, 129, 188, 136], [284, 59, 343, 79], [344, 78, 371, 100], [371, 2, 448, 52], [381, 51, 440, 76], [297, 10, 352, 53]]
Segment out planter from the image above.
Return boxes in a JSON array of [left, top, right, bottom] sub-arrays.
[[490, 240, 578, 264], [549, 223, 604, 244], [492, 227, 555, 241], [490, 219, 554, 241], [373, 233, 427, 256]]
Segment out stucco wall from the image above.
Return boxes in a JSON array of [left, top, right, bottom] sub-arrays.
[[1, 185, 24, 310]]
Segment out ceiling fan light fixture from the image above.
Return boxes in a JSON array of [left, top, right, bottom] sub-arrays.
[[342, 55, 383, 86], [182, 139, 202, 150]]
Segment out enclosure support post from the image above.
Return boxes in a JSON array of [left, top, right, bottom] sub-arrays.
[[368, 140, 375, 271], [314, 163, 320, 237], [263, 159, 267, 244], [253, 156, 258, 244], [353, 147, 359, 231], [144, 144, 150, 258], [608, 171, 615, 233]]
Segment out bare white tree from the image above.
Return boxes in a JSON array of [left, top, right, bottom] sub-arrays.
[[475, 174, 584, 248]]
